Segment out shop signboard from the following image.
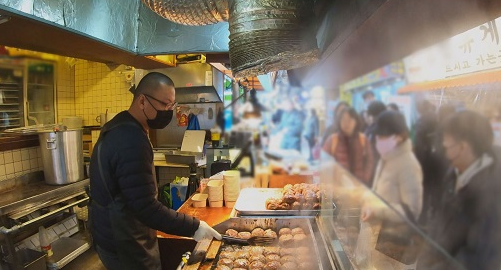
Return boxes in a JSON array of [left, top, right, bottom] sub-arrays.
[[339, 62, 405, 92], [404, 17, 501, 83]]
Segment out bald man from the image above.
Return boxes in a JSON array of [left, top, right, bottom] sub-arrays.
[[89, 72, 221, 270]]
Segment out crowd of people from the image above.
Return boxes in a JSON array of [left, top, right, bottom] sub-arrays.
[[322, 91, 501, 270]]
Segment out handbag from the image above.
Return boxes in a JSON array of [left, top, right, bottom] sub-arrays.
[[375, 203, 423, 265]]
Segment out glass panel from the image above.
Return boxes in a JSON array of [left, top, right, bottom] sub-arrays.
[[0, 67, 23, 130], [26, 62, 55, 125], [319, 156, 465, 270]]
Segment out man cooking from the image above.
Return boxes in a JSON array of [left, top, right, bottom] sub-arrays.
[[89, 72, 221, 270]]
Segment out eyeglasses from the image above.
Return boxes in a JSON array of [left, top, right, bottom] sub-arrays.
[[143, 94, 177, 110]]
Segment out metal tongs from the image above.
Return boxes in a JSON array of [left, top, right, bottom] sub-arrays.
[[221, 235, 277, 246]]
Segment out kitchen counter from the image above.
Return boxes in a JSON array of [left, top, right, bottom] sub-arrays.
[[157, 194, 235, 239], [0, 178, 89, 216], [157, 176, 254, 238], [154, 160, 190, 168]]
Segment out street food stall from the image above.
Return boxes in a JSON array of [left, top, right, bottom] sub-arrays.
[[164, 158, 464, 270]]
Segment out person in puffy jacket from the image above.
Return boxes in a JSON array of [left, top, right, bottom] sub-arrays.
[[323, 107, 375, 186], [90, 72, 220, 270]]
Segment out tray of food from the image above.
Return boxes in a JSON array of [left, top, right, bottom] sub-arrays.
[[206, 217, 325, 270], [234, 184, 335, 216]]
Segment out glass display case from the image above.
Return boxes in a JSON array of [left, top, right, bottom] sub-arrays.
[[318, 155, 466, 270]]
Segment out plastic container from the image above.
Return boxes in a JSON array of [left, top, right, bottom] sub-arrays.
[[223, 170, 241, 201], [209, 200, 223, 207], [192, 193, 208, 208], [208, 180, 224, 201], [225, 200, 236, 208]]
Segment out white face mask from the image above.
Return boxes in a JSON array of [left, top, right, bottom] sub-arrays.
[[376, 136, 398, 156]]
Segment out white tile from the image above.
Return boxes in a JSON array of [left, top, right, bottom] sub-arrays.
[[29, 148, 37, 159], [22, 160, 30, 171], [5, 163, 14, 174], [12, 150, 21, 162], [30, 159, 38, 169], [0, 165, 5, 176], [14, 161, 23, 173], [21, 149, 29, 161], [0, 152, 4, 165], [4, 151, 13, 163]]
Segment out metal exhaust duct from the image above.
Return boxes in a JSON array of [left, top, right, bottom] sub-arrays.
[[142, 0, 319, 77], [141, 0, 229, 26]]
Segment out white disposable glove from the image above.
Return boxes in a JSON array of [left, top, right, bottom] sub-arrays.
[[193, 221, 222, 241]]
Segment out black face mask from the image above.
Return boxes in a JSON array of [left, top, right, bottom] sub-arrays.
[[143, 98, 174, 129]]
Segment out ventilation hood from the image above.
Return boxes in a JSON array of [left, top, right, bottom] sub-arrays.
[[135, 63, 223, 104]]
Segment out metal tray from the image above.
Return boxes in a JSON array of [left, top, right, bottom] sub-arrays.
[[234, 188, 336, 216], [212, 217, 325, 270]]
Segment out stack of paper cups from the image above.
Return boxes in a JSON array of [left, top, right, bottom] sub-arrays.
[[207, 180, 224, 207], [223, 170, 241, 208]]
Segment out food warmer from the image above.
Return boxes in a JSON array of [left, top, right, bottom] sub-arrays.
[[182, 159, 467, 270]]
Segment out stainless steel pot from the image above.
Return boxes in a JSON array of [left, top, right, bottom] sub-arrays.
[[38, 129, 84, 185]]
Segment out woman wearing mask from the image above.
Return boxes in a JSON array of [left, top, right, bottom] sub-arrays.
[[417, 111, 501, 270], [355, 111, 423, 270], [323, 107, 375, 186]]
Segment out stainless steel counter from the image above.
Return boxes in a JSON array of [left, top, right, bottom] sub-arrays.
[[0, 179, 89, 217]]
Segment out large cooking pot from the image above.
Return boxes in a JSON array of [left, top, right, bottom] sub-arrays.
[[38, 129, 84, 185]]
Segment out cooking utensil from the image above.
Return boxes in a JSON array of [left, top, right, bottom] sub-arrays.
[[221, 235, 277, 246]]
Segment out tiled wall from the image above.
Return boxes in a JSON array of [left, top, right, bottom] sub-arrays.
[[56, 61, 76, 123], [0, 146, 43, 181], [74, 61, 134, 126]]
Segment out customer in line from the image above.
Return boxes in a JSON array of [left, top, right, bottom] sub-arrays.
[[355, 110, 423, 270], [275, 99, 304, 151], [322, 101, 349, 144], [417, 111, 501, 270], [323, 107, 375, 186]]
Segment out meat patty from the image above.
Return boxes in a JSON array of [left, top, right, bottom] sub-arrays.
[[238, 231, 252, 239], [251, 227, 265, 237], [291, 227, 305, 236], [264, 229, 277, 239], [278, 228, 292, 236], [225, 229, 238, 237]]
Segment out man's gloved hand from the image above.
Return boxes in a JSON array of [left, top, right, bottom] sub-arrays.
[[193, 221, 222, 241]]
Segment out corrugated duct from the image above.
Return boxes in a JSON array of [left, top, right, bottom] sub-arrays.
[[141, 0, 319, 77], [141, 0, 229, 26]]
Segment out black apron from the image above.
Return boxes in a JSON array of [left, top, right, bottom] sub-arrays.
[[90, 122, 161, 270]]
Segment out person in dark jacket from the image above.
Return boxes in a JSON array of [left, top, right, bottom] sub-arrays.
[[90, 72, 221, 270], [417, 111, 501, 270], [412, 101, 449, 225]]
